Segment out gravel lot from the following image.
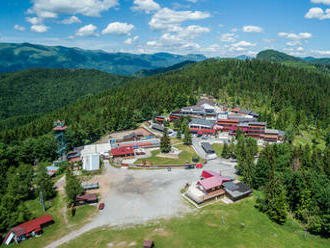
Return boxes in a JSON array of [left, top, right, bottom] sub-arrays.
[[46, 159, 237, 248]]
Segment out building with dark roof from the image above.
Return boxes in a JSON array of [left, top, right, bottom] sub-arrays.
[[123, 132, 138, 141], [223, 181, 252, 201], [75, 193, 98, 206], [201, 142, 215, 154], [189, 118, 216, 135], [263, 129, 280, 142]]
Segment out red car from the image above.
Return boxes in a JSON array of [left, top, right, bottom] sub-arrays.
[[98, 203, 105, 210]]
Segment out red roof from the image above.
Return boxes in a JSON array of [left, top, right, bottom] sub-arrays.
[[118, 142, 153, 148], [195, 129, 215, 135], [198, 177, 223, 191], [53, 126, 67, 131], [217, 119, 239, 123], [201, 170, 220, 178], [201, 170, 231, 181], [110, 146, 134, 156], [232, 107, 240, 112], [10, 215, 53, 237]]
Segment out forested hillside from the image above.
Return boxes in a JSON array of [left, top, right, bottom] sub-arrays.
[[0, 59, 329, 236], [0, 68, 128, 122], [257, 49, 330, 74], [134, 60, 196, 77], [1, 58, 328, 157], [0, 42, 206, 75]]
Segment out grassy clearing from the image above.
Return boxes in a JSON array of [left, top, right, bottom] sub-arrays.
[[212, 143, 223, 157], [7, 192, 96, 248], [135, 144, 200, 165], [294, 130, 326, 150], [59, 196, 330, 248]]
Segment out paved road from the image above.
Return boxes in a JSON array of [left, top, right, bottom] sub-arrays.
[[46, 159, 237, 248]]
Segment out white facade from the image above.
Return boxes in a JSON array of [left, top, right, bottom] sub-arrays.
[[82, 154, 100, 171]]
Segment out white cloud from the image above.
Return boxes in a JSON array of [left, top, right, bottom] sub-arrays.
[[131, 0, 160, 14], [305, 7, 330, 20], [61, 16, 81, 24], [146, 32, 201, 51], [201, 44, 221, 53], [178, 25, 209, 39], [124, 36, 139, 44], [297, 47, 304, 51], [232, 41, 256, 47], [242, 25, 263, 33], [185, 0, 198, 2], [231, 28, 238, 32], [149, 7, 210, 31], [311, 0, 330, 5], [30, 24, 49, 32], [312, 50, 330, 55], [14, 25, 25, 31], [220, 33, 237, 43], [286, 40, 302, 46], [26, 17, 42, 25], [230, 40, 256, 52], [28, 0, 118, 18], [287, 41, 302, 46], [102, 22, 134, 35], [218, 24, 224, 28], [278, 32, 312, 40], [75, 24, 97, 36]]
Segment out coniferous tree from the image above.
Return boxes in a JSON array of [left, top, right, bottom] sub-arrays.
[[160, 127, 171, 153], [262, 172, 288, 224], [35, 165, 56, 201], [176, 129, 182, 139], [65, 169, 83, 206], [183, 120, 192, 145], [222, 143, 229, 158]]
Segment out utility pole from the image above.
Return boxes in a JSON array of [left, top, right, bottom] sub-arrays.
[[40, 190, 46, 212]]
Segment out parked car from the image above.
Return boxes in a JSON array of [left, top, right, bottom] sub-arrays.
[[98, 203, 105, 210], [185, 165, 194, 169]]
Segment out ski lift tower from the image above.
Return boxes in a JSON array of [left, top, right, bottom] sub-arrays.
[[53, 120, 67, 160]]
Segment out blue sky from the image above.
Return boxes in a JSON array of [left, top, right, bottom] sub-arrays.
[[0, 0, 329, 57]]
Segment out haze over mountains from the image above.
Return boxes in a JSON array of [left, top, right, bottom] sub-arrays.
[[0, 42, 206, 75]]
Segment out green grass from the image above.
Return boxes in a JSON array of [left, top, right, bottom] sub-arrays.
[[59, 196, 330, 248], [6, 193, 97, 248], [135, 144, 200, 165], [212, 143, 224, 157]]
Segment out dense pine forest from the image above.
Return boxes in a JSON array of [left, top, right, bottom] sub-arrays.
[[0, 58, 329, 236], [0, 68, 129, 121]]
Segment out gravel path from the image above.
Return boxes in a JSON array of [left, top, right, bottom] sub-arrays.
[[46, 159, 236, 248]]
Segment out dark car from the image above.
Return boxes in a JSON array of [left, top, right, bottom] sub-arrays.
[[185, 165, 195, 169], [98, 203, 105, 210]]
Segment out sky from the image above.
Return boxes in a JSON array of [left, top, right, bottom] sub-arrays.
[[0, 0, 329, 57]]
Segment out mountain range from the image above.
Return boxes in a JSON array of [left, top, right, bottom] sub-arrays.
[[256, 49, 330, 74], [0, 42, 206, 75]]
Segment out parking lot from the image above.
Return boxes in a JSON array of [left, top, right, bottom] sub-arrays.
[[46, 159, 237, 248]]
